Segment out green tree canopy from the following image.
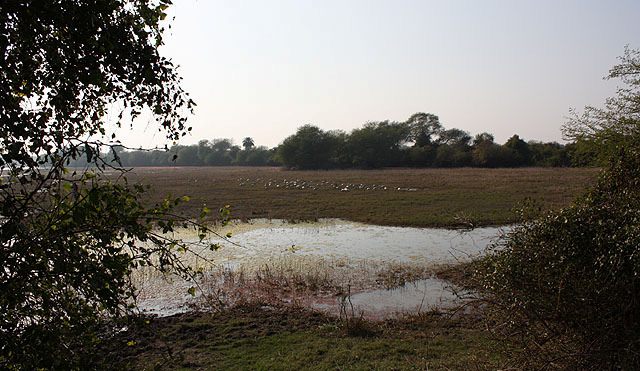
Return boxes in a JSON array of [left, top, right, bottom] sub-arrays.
[[504, 134, 532, 166], [347, 121, 410, 168], [563, 46, 640, 165], [472, 132, 495, 146], [0, 1, 205, 368], [472, 141, 515, 167], [406, 112, 442, 147], [438, 128, 472, 146], [277, 125, 344, 169]]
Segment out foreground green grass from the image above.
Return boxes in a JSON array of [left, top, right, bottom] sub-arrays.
[[110, 305, 518, 370]]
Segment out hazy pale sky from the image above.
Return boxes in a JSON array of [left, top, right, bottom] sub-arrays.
[[121, 0, 640, 148]]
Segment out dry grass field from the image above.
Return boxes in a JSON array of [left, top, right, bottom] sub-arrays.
[[124, 166, 599, 227]]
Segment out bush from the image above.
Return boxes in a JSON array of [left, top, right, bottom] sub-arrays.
[[479, 148, 640, 368]]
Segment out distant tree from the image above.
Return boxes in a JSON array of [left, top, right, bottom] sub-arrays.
[[472, 132, 495, 146], [229, 145, 242, 163], [266, 147, 283, 166], [127, 150, 152, 166], [211, 138, 233, 152], [435, 144, 472, 167], [438, 128, 472, 146], [107, 145, 126, 164], [242, 137, 255, 150], [529, 141, 570, 167], [176, 145, 201, 166], [409, 145, 438, 167], [245, 146, 271, 166], [197, 139, 213, 164], [347, 121, 410, 168], [406, 112, 443, 147], [204, 138, 234, 165], [326, 130, 350, 167], [472, 142, 516, 167], [278, 125, 341, 169], [233, 147, 248, 165], [150, 149, 171, 166], [504, 134, 532, 166]]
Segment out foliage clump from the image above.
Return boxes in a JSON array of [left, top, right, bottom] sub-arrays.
[[480, 150, 640, 368], [0, 1, 207, 369], [563, 46, 640, 166], [480, 47, 640, 369]]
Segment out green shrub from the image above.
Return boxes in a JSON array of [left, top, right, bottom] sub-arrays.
[[479, 148, 640, 369]]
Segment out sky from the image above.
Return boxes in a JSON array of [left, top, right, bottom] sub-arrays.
[[120, 0, 640, 149]]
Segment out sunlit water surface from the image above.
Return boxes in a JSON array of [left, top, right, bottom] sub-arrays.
[[135, 219, 505, 318]]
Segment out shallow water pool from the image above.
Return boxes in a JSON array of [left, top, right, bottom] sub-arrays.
[[136, 219, 505, 318]]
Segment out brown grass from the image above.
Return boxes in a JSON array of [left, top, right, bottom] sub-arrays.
[[123, 166, 599, 227]]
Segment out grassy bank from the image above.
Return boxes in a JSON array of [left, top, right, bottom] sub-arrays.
[[107, 303, 517, 370], [125, 166, 598, 227]]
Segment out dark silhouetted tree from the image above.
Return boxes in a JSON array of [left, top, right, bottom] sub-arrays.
[[406, 112, 443, 147], [347, 121, 410, 168], [504, 134, 532, 166], [473, 142, 516, 167], [472, 132, 495, 146], [242, 136, 255, 149], [0, 2, 207, 368], [438, 128, 472, 146], [278, 125, 342, 169]]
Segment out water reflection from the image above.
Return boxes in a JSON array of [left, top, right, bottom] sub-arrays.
[[136, 219, 505, 318], [312, 278, 463, 319], [197, 218, 503, 267]]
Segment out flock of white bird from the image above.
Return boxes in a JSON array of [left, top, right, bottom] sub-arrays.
[[235, 178, 418, 192]]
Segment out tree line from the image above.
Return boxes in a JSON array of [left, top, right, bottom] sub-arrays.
[[108, 138, 280, 167], [78, 113, 589, 169], [277, 114, 574, 169]]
